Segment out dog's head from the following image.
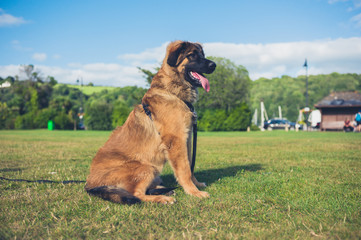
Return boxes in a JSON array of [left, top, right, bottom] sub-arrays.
[[165, 41, 216, 93]]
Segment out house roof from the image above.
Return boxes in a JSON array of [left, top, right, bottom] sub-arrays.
[[315, 91, 361, 108]]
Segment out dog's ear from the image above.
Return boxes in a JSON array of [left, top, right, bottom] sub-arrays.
[[167, 41, 188, 67], [194, 43, 205, 57]]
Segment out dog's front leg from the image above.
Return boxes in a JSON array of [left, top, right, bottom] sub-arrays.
[[187, 129, 207, 188], [165, 134, 209, 198]]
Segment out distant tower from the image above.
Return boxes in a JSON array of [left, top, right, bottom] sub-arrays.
[[303, 59, 308, 108]]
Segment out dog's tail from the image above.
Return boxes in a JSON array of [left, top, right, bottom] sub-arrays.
[[85, 185, 141, 205]]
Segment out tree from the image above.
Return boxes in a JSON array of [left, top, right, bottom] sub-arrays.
[[85, 100, 113, 130], [223, 103, 251, 131], [54, 111, 73, 130], [0, 102, 11, 129], [48, 76, 58, 86], [197, 109, 227, 131], [15, 112, 36, 129], [112, 101, 131, 128], [196, 57, 252, 113], [20, 64, 34, 80], [138, 67, 158, 86], [250, 73, 361, 122], [19, 64, 43, 82], [34, 108, 57, 129]]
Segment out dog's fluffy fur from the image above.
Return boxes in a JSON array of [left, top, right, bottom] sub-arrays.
[[85, 41, 216, 204]]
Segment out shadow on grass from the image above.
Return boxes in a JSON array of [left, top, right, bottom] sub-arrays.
[[161, 163, 263, 187]]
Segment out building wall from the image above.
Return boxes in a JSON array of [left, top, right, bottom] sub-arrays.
[[320, 107, 359, 131]]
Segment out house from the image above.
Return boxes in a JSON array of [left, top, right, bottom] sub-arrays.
[[315, 91, 361, 131], [0, 81, 11, 88]]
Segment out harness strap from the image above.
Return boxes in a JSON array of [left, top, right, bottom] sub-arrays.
[[142, 103, 152, 120], [190, 121, 197, 173]]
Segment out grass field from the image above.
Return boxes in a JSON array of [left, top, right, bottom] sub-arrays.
[[61, 84, 116, 95], [0, 130, 360, 239]]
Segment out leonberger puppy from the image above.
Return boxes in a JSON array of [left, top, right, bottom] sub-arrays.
[[85, 41, 216, 204]]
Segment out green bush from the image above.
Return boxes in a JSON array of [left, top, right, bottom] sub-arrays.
[[112, 101, 131, 128], [198, 103, 252, 131], [53, 111, 73, 130], [15, 112, 36, 129], [85, 101, 113, 130], [198, 109, 227, 131], [223, 103, 251, 131], [34, 108, 58, 129], [0, 102, 17, 129]]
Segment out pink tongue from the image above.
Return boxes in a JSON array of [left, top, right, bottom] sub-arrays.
[[191, 72, 210, 92]]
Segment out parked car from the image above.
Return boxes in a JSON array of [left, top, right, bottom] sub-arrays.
[[264, 118, 302, 130]]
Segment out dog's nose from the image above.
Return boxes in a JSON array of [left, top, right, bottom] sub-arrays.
[[208, 61, 216, 71]]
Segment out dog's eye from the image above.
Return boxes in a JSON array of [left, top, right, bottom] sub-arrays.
[[187, 53, 197, 60]]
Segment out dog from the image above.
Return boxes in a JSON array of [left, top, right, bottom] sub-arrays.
[[85, 41, 216, 204]]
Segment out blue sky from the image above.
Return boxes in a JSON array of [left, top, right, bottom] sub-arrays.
[[1, 0, 361, 87]]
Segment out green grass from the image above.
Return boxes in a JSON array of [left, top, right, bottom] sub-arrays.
[[0, 130, 360, 239], [62, 84, 116, 95]]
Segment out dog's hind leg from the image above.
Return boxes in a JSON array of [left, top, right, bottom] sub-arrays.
[[86, 164, 175, 204], [131, 167, 176, 204], [86, 185, 141, 205]]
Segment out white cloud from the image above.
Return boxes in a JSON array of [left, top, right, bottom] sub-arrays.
[[56, 63, 143, 86], [203, 37, 361, 79], [0, 8, 27, 27], [1, 37, 361, 87], [115, 37, 361, 80], [44, 64, 144, 86], [0, 63, 145, 87], [0, 64, 21, 78], [32, 53, 47, 62], [117, 42, 169, 65]]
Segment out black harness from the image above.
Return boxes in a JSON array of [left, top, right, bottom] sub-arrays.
[[142, 101, 198, 173], [142, 103, 153, 121]]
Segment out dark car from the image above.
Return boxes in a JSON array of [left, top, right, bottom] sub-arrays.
[[264, 118, 301, 130]]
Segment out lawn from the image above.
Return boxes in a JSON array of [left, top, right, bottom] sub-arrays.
[[0, 130, 360, 239], [59, 84, 116, 95]]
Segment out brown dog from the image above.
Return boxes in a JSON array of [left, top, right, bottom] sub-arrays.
[[85, 41, 216, 204]]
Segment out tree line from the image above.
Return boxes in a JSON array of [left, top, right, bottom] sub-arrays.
[[1, 62, 360, 131], [250, 73, 361, 122]]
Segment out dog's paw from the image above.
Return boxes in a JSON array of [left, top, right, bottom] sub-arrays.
[[189, 190, 210, 198], [154, 196, 176, 204]]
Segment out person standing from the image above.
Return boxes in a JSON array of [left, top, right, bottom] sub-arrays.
[[355, 110, 361, 132]]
